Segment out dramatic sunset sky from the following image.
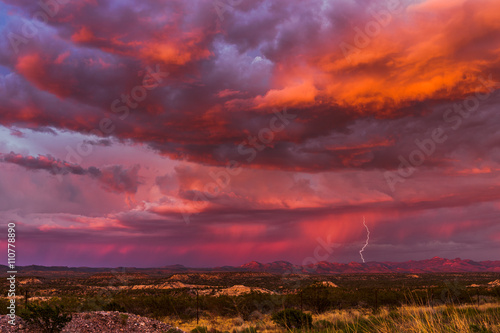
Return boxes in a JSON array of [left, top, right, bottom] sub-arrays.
[[0, 0, 499, 267]]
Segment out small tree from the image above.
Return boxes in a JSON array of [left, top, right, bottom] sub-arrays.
[[19, 303, 72, 333], [271, 308, 312, 329]]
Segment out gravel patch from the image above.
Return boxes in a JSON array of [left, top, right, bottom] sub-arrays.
[[0, 311, 186, 333]]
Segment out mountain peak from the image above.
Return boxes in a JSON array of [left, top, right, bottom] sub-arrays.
[[236, 257, 499, 274], [240, 261, 263, 268], [9, 257, 500, 275]]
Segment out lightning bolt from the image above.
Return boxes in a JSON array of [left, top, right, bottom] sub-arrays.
[[359, 216, 370, 263]]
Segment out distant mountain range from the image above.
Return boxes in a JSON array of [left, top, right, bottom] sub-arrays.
[[4, 257, 500, 276], [236, 257, 500, 274]]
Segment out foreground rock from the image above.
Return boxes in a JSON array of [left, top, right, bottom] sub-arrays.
[[0, 311, 185, 333]]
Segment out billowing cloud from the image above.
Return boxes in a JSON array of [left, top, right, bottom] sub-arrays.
[[0, 152, 141, 194], [0, 0, 498, 170]]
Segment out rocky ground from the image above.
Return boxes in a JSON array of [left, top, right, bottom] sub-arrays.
[[0, 311, 186, 333]]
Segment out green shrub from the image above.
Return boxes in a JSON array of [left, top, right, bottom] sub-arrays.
[[191, 326, 209, 333], [469, 324, 493, 333], [271, 308, 312, 329], [119, 313, 128, 326], [103, 301, 126, 312], [233, 327, 257, 333], [0, 298, 10, 315], [314, 319, 334, 329], [19, 303, 72, 333], [209, 328, 227, 333]]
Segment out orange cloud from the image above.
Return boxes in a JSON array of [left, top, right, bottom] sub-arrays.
[[251, 0, 500, 114], [254, 80, 318, 108]]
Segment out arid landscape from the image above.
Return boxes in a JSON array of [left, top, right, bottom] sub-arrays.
[[2, 0, 500, 332], [2, 259, 500, 332]]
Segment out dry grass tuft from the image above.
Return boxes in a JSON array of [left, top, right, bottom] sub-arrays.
[[166, 303, 500, 333]]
